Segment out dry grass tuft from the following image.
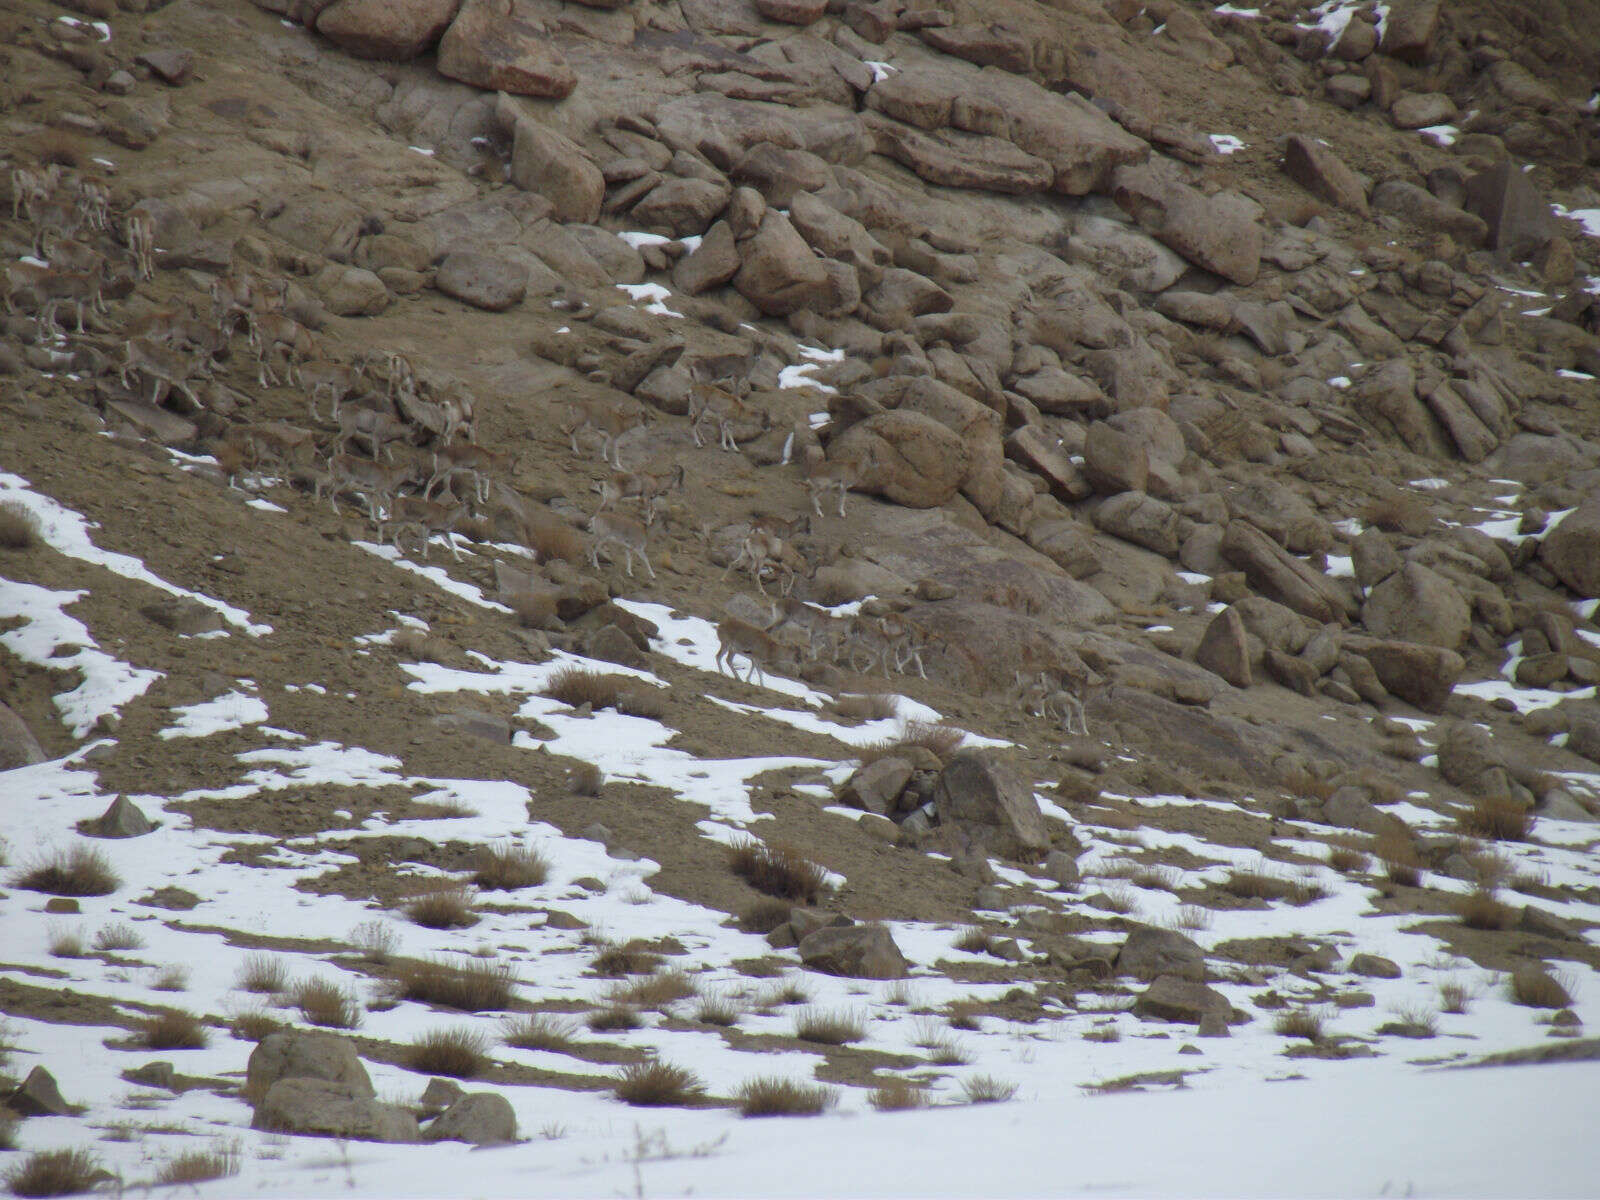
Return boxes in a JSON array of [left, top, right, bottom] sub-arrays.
[[694, 994, 740, 1027], [1272, 1007, 1325, 1041], [728, 839, 828, 903], [0, 1111, 16, 1153], [1457, 886, 1519, 931], [16, 845, 119, 897], [155, 1145, 240, 1186], [608, 969, 697, 1010], [292, 979, 362, 1029], [236, 953, 290, 994], [502, 1013, 574, 1051], [1509, 967, 1572, 1009], [1437, 981, 1472, 1014], [1083, 1024, 1121, 1043], [349, 920, 399, 963], [405, 887, 480, 930], [92, 923, 143, 953], [591, 940, 664, 977], [735, 1076, 837, 1117], [822, 693, 899, 723], [737, 898, 794, 933], [230, 1010, 285, 1042], [472, 843, 549, 891], [1098, 883, 1139, 915], [858, 720, 964, 767], [1458, 794, 1535, 842], [152, 965, 189, 992], [392, 957, 516, 1013], [953, 926, 998, 955], [793, 1007, 865, 1046], [138, 1010, 209, 1050], [960, 1075, 1018, 1104], [406, 1027, 490, 1077], [586, 1005, 642, 1033], [543, 667, 633, 710], [868, 1078, 930, 1111], [923, 1032, 973, 1066], [47, 925, 86, 959], [614, 1060, 705, 1107], [1375, 830, 1422, 887], [3, 1147, 104, 1198], [391, 627, 449, 664], [568, 760, 604, 796], [1380, 1003, 1438, 1039], [1172, 904, 1213, 932], [1222, 868, 1293, 902], [0, 502, 41, 550], [1327, 845, 1368, 874]]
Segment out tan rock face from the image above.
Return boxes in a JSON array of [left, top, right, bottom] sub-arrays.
[[316, 0, 461, 60], [1111, 162, 1262, 286], [827, 410, 970, 509], [436, 0, 576, 98]]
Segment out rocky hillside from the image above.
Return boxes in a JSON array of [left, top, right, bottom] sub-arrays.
[[1, 0, 1599, 1192]]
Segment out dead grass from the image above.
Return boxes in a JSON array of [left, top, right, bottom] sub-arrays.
[[737, 898, 794, 933], [858, 720, 965, 767], [138, 1010, 209, 1050], [953, 926, 998, 955], [1375, 830, 1422, 887], [614, 1061, 705, 1107], [152, 965, 189, 992], [391, 957, 516, 1012], [1222, 868, 1294, 902], [230, 1010, 285, 1042], [3, 1148, 104, 1198], [349, 920, 399, 963], [1509, 967, 1572, 1009], [391, 627, 449, 664], [793, 1007, 865, 1046], [16, 845, 119, 897], [236, 953, 290, 994], [543, 667, 633, 710], [923, 1032, 973, 1066], [1083, 1024, 1121, 1043], [1458, 794, 1535, 842], [1379, 1004, 1438, 1038], [406, 1028, 490, 1077], [1327, 845, 1368, 873], [0, 1111, 16, 1153], [47, 925, 86, 958], [591, 940, 664, 977], [502, 1014, 573, 1051], [868, 1079, 930, 1111], [822, 693, 899, 723], [568, 760, 604, 796], [0, 502, 40, 550], [761, 978, 812, 1007], [1457, 886, 1519, 931], [960, 1075, 1018, 1104], [586, 1005, 642, 1032], [1272, 1008, 1325, 1041], [292, 979, 362, 1029], [31, 130, 88, 168], [1437, 981, 1472, 1014], [735, 1076, 837, 1117], [405, 887, 480, 930], [472, 843, 549, 890], [155, 1145, 240, 1186], [1172, 904, 1213, 932], [608, 969, 696, 1010], [92, 923, 144, 953], [728, 839, 828, 903], [1098, 883, 1139, 915], [694, 994, 740, 1027]]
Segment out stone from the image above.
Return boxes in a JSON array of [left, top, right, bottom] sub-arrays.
[[1133, 975, 1231, 1024], [425, 1091, 517, 1144], [135, 48, 193, 85], [430, 709, 513, 744], [1515, 653, 1568, 689], [1348, 953, 1401, 979], [1568, 710, 1600, 766], [140, 597, 223, 635], [124, 1061, 176, 1090], [1390, 93, 1456, 130], [1117, 926, 1206, 982], [79, 795, 156, 838], [437, 0, 575, 97], [8, 1067, 77, 1117], [861, 268, 951, 332], [0, 701, 46, 770], [797, 923, 909, 979], [1324, 787, 1388, 835], [1362, 563, 1470, 651], [932, 749, 1051, 858], [1346, 637, 1463, 712], [672, 220, 740, 295], [1064, 215, 1189, 293], [630, 179, 730, 239], [313, 264, 388, 317], [434, 251, 526, 312], [1352, 528, 1403, 591], [418, 1077, 464, 1116], [839, 756, 913, 816], [1520, 906, 1577, 941], [1093, 491, 1182, 557], [863, 114, 1054, 195], [827, 411, 969, 508], [755, 0, 826, 22], [507, 114, 603, 223], [1082, 420, 1148, 496], [253, 1078, 420, 1143], [1195, 607, 1252, 688], [584, 624, 646, 670], [733, 210, 831, 316], [1221, 520, 1352, 625], [1370, 181, 1487, 246], [1324, 74, 1371, 109], [1380, 0, 1440, 63], [315, 0, 459, 60], [247, 1032, 374, 1101], [1282, 135, 1367, 215], [1043, 849, 1079, 888], [1539, 497, 1600, 599], [1111, 163, 1261, 286]]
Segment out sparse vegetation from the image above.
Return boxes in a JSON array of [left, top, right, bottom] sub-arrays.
[[406, 1028, 490, 1077], [1084, 1024, 1121, 1044], [0, 1111, 16, 1153], [391, 957, 516, 1012], [1098, 883, 1139, 915], [737, 897, 793, 933], [1272, 1007, 1325, 1042], [1458, 794, 1535, 842], [591, 940, 664, 977], [1380, 1004, 1438, 1038], [1327, 845, 1368, 874], [349, 920, 399, 963], [923, 1032, 973, 1066], [543, 667, 633, 710], [230, 1010, 285, 1041], [1173, 904, 1212, 932], [868, 1079, 930, 1111], [236, 953, 290, 994], [47, 924, 86, 958], [138, 1010, 208, 1050], [92, 923, 144, 953], [568, 760, 604, 796], [405, 887, 480, 930], [472, 843, 549, 890], [727, 839, 828, 903], [586, 1005, 642, 1033], [960, 1075, 1018, 1104], [1223, 868, 1294, 902], [391, 627, 448, 664], [734, 1076, 837, 1117], [1375, 830, 1422, 888], [508, 590, 559, 630], [1457, 886, 1519, 931], [822, 693, 898, 723], [152, 965, 189, 992], [291, 979, 362, 1029], [614, 1060, 705, 1107], [608, 969, 696, 1010], [694, 994, 739, 1027], [858, 720, 964, 767], [502, 1014, 574, 1051], [1437, 981, 1472, 1014], [155, 1145, 240, 1186], [794, 1007, 864, 1046], [1509, 967, 1572, 1010], [3, 1148, 104, 1198], [953, 926, 997, 955], [0, 501, 40, 550], [761, 978, 812, 1007], [526, 514, 585, 564], [16, 845, 119, 897]]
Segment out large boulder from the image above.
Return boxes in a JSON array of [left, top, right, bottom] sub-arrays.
[[1082, 421, 1148, 495], [1540, 497, 1600, 598], [79, 795, 156, 838], [797, 923, 909, 979], [1222, 520, 1353, 625], [1380, 0, 1441, 63], [932, 750, 1051, 858], [0, 701, 46, 771], [1194, 607, 1251, 688], [247, 1032, 373, 1102], [1345, 637, 1463, 712], [436, 0, 575, 97], [434, 250, 527, 312], [1283, 135, 1367, 215], [315, 0, 459, 60], [672, 219, 740, 295], [1370, 180, 1486, 246], [253, 1078, 419, 1143], [502, 105, 603, 223], [1092, 491, 1182, 557], [826, 411, 969, 508], [1111, 162, 1261, 286], [1361, 563, 1470, 651], [1132, 974, 1231, 1024], [630, 179, 731, 239], [732, 210, 832, 316], [425, 1091, 517, 1145], [1116, 927, 1206, 982]]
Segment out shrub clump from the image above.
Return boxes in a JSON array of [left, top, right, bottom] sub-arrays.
[[1457, 887, 1519, 931], [793, 1007, 864, 1046], [868, 1078, 930, 1111], [858, 720, 964, 768], [4, 1148, 105, 1198], [472, 843, 549, 891], [734, 1076, 837, 1117], [614, 1061, 704, 1107], [590, 940, 664, 977], [138, 1010, 209, 1050], [543, 667, 634, 710], [960, 1075, 1018, 1104], [406, 1028, 490, 1077], [155, 1146, 240, 1186], [501, 1014, 573, 1051], [0, 502, 41, 551], [16, 845, 119, 897], [728, 839, 827, 903], [391, 957, 517, 1013], [292, 980, 363, 1029], [1272, 1007, 1325, 1042], [1458, 794, 1535, 842], [405, 887, 480, 930]]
